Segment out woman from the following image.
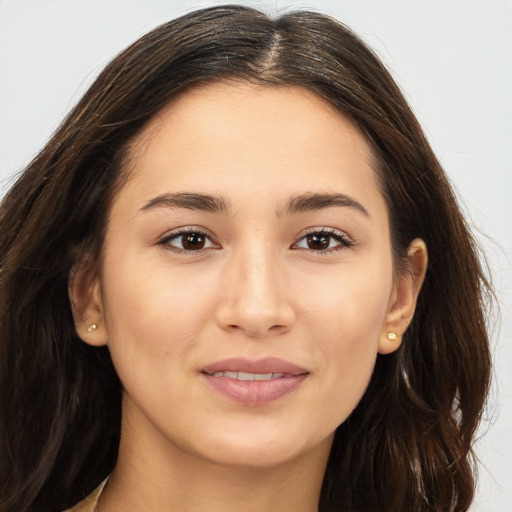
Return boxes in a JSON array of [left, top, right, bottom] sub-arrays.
[[0, 5, 491, 512]]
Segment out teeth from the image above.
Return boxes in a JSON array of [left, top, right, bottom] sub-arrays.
[[254, 373, 273, 380], [209, 371, 285, 380], [237, 371, 255, 381]]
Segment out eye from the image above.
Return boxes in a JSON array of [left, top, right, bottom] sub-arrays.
[[158, 228, 219, 253], [293, 228, 353, 253]]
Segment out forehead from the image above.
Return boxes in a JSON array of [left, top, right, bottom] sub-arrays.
[[133, 81, 374, 162], [116, 81, 384, 217]]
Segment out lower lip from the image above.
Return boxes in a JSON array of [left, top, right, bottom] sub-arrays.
[[202, 373, 308, 405]]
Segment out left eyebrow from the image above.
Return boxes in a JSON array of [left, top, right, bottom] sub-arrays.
[[282, 192, 369, 217], [139, 192, 230, 214]]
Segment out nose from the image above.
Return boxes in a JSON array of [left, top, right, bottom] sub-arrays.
[[215, 244, 296, 338]]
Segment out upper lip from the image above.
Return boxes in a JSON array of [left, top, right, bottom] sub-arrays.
[[201, 357, 309, 376]]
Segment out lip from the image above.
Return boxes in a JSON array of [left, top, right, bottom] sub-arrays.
[[200, 357, 309, 405], [201, 357, 308, 376]]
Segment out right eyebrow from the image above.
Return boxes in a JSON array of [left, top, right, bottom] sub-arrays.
[[139, 192, 230, 214], [283, 192, 370, 218]]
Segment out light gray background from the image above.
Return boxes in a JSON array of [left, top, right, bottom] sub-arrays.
[[1, 1, 510, 510]]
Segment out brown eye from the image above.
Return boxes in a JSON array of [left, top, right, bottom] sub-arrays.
[[306, 233, 330, 250], [159, 229, 218, 252], [294, 229, 353, 253], [182, 232, 206, 250]]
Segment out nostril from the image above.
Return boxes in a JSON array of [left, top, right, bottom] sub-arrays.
[[216, 296, 296, 337]]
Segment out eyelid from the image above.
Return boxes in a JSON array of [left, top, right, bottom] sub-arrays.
[[292, 227, 354, 252], [157, 226, 220, 253]]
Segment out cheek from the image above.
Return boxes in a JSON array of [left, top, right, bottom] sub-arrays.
[[103, 252, 215, 331], [294, 259, 392, 420], [100, 254, 219, 389], [297, 257, 393, 343]]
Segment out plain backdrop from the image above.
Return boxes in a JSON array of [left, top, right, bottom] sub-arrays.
[[1, 1, 511, 510]]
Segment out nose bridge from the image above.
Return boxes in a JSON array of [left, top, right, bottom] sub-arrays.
[[217, 236, 294, 336], [241, 243, 276, 306]]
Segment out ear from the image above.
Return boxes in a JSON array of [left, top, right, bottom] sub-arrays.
[[378, 239, 428, 354], [68, 257, 108, 347]]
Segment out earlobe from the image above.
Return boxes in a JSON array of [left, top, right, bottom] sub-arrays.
[[378, 238, 428, 354], [68, 259, 108, 347]]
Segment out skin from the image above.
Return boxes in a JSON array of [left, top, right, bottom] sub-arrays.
[[71, 82, 427, 512]]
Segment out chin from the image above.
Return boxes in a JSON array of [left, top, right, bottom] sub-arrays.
[[189, 428, 334, 470]]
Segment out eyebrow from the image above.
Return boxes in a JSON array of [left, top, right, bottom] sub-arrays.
[[140, 191, 369, 217], [283, 192, 369, 217], [140, 192, 230, 214]]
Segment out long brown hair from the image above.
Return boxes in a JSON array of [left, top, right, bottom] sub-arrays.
[[0, 6, 491, 511]]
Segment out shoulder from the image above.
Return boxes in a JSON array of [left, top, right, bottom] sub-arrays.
[[64, 479, 108, 512]]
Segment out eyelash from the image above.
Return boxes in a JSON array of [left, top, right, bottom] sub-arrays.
[[157, 227, 218, 254], [292, 228, 354, 254], [157, 227, 354, 254]]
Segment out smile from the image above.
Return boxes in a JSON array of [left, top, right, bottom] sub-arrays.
[[208, 371, 287, 380], [201, 357, 309, 405]]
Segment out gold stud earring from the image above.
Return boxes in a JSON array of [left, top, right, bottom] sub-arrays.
[[87, 324, 98, 332], [387, 332, 398, 341]]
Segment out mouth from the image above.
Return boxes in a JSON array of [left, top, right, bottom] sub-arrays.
[[200, 357, 309, 405], [206, 371, 293, 380], [201, 356, 308, 376]]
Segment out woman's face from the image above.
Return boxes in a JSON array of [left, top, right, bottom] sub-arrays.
[[78, 82, 421, 470]]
